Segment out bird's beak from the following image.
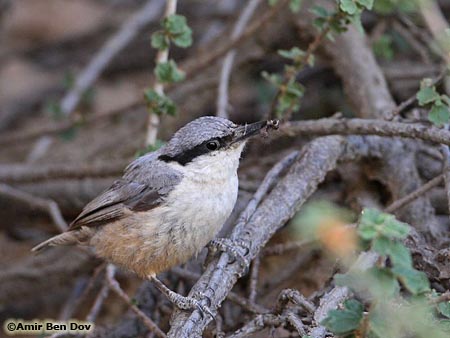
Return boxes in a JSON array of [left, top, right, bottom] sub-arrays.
[[231, 120, 279, 144]]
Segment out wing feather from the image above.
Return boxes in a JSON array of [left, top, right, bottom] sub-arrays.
[[69, 153, 182, 230]]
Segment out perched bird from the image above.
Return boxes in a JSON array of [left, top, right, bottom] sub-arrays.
[[32, 116, 278, 313]]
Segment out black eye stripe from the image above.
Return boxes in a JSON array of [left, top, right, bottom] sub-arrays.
[[159, 135, 233, 165]]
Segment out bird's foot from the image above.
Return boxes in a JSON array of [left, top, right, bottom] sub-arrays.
[[150, 276, 214, 318], [206, 238, 250, 276]]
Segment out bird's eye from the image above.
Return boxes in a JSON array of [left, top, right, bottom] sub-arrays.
[[206, 140, 220, 151]]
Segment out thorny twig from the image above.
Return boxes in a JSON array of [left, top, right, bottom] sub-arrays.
[[145, 0, 177, 146]]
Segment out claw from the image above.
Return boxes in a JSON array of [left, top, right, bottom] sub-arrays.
[[208, 238, 250, 276]]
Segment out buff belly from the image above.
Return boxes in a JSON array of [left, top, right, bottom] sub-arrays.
[[89, 173, 238, 278]]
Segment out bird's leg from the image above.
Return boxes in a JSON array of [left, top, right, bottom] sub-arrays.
[[206, 238, 250, 276], [149, 275, 214, 318]]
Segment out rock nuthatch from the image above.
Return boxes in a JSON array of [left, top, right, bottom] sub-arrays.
[[33, 116, 279, 314]]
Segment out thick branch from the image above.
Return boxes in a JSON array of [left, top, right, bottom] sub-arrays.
[[168, 136, 346, 337], [284, 118, 450, 146]]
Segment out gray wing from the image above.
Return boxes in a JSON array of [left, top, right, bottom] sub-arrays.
[[69, 152, 182, 230]]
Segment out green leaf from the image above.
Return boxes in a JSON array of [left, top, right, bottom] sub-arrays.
[[164, 14, 192, 48], [381, 216, 410, 239], [289, 0, 302, 13], [154, 60, 185, 83], [321, 299, 364, 335], [428, 103, 450, 126], [340, 0, 358, 15], [310, 5, 329, 18], [387, 241, 412, 268], [391, 266, 430, 295], [261, 71, 283, 87], [358, 208, 410, 240], [335, 268, 399, 299], [268, 0, 278, 6], [143, 89, 177, 116], [151, 31, 169, 50], [438, 300, 450, 319], [357, 0, 374, 10], [417, 86, 440, 105], [278, 47, 304, 60]]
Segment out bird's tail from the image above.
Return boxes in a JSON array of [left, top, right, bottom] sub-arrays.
[[31, 231, 82, 253]]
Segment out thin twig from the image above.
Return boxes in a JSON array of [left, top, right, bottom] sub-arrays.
[[182, 0, 288, 79], [0, 183, 67, 232], [172, 267, 269, 314], [263, 239, 314, 256], [0, 161, 128, 183], [440, 143, 450, 216], [86, 276, 111, 323], [216, 0, 262, 118], [27, 0, 164, 162], [248, 256, 260, 303], [145, 0, 177, 146], [392, 20, 432, 65], [106, 264, 166, 338], [385, 174, 444, 213], [386, 67, 447, 119], [61, 0, 164, 117]]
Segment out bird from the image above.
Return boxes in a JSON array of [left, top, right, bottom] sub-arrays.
[[32, 116, 278, 314]]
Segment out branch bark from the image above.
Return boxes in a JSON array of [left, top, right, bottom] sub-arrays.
[[284, 118, 450, 146], [167, 136, 346, 337]]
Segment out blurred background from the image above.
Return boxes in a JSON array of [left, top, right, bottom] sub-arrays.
[[1, 0, 450, 337]]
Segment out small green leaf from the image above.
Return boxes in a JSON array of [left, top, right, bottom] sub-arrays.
[[151, 31, 169, 50], [358, 208, 410, 240], [164, 14, 192, 48], [417, 86, 440, 105], [386, 241, 412, 268], [154, 60, 185, 83], [438, 300, 450, 319], [382, 217, 410, 239], [261, 71, 283, 86], [268, 0, 278, 6], [289, 0, 302, 13], [278, 47, 305, 60], [357, 0, 374, 10], [340, 0, 358, 15], [321, 299, 364, 335], [391, 266, 430, 295], [428, 103, 450, 126], [144, 89, 177, 116]]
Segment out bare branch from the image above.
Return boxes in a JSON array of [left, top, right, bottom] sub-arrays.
[[0, 183, 67, 232], [216, 0, 262, 118], [283, 118, 450, 146], [106, 264, 166, 338], [385, 174, 444, 213], [167, 136, 346, 337], [61, 0, 164, 117]]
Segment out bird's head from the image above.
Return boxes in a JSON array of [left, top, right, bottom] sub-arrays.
[[158, 116, 278, 173]]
